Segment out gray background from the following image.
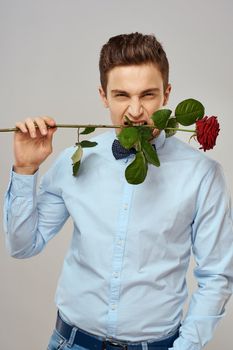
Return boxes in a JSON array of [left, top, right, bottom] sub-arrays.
[[0, 0, 232, 349]]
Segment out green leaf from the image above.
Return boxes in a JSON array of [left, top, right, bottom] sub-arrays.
[[80, 140, 98, 148], [71, 145, 83, 176], [80, 127, 96, 135], [151, 109, 172, 129], [71, 144, 83, 163], [118, 127, 140, 149], [141, 140, 160, 167], [138, 125, 153, 141], [175, 98, 205, 126], [125, 151, 148, 185], [165, 118, 179, 138], [72, 160, 81, 176]]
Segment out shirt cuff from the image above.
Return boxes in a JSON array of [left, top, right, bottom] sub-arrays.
[[169, 335, 202, 350], [10, 168, 39, 197]]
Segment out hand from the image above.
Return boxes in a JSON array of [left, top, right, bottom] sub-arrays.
[[13, 116, 57, 174]]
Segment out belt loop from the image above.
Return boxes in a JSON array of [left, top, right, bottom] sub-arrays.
[[141, 342, 148, 350], [66, 326, 78, 348]]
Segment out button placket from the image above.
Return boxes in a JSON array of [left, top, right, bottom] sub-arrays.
[[106, 182, 134, 338]]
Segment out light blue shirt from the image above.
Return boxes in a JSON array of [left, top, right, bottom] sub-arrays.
[[3, 130, 233, 350]]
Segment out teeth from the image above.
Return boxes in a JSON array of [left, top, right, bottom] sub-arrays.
[[124, 120, 148, 126], [132, 122, 146, 126]]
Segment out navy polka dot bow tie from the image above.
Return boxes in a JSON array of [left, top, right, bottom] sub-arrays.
[[112, 139, 157, 160], [112, 139, 136, 160]]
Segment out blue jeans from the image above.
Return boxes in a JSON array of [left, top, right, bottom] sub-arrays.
[[47, 327, 177, 350], [47, 329, 87, 350]]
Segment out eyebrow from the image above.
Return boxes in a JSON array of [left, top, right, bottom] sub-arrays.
[[111, 88, 161, 95]]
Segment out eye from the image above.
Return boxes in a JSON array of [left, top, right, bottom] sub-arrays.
[[115, 93, 128, 97], [114, 93, 129, 101], [142, 93, 155, 97]]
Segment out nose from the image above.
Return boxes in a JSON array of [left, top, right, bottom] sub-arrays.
[[127, 98, 144, 119]]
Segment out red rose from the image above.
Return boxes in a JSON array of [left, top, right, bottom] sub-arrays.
[[195, 116, 220, 152]]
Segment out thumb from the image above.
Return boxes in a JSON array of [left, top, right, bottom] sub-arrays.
[[47, 126, 57, 141]]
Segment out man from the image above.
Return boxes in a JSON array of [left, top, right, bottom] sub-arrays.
[[4, 32, 233, 350]]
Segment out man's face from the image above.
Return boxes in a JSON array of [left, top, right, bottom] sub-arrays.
[[99, 63, 171, 134]]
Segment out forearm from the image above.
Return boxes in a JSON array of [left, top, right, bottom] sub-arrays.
[[4, 164, 70, 258], [4, 170, 45, 258], [171, 273, 232, 350]]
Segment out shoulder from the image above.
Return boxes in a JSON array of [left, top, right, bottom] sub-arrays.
[[50, 130, 115, 168], [165, 135, 218, 162], [40, 131, 116, 187], [162, 135, 220, 175], [58, 131, 114, 156]]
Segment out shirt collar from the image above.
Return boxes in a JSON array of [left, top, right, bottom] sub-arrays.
[[152, 130, 166, 150]]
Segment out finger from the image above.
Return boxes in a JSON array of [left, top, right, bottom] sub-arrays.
[[34, 117, 49, 136], [47, 126, 57, 141], [41, 116, 56, 127], [24, 118, 38, 138], [15, 121, 28, 134]]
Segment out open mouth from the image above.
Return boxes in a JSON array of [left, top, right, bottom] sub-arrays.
[[123, 120, 148, 126]]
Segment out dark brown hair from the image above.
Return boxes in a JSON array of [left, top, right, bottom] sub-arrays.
[[99, 32, 169, 94]]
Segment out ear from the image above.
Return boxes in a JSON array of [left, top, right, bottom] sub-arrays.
[[99, 86, 109, 108], [163, 83, 172, 106]]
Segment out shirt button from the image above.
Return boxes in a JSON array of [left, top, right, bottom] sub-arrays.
[[111, 304, 116, 310], [118, 239, 123, 246], [113, 272, 119, 278], [124, 204, 128, 210]]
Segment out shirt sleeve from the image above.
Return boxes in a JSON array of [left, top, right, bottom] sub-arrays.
[[3, 152, 70, 259], [171, 162, 233, 350]]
